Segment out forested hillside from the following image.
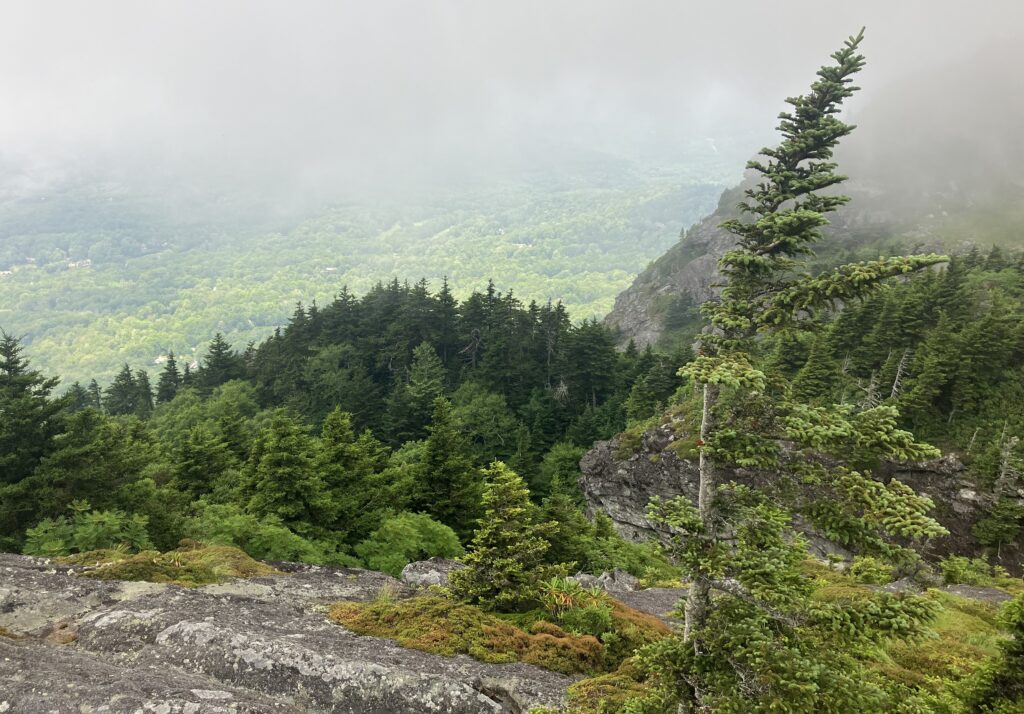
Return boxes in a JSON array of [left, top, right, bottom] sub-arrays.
[[0, 281, 688, 574], [0, 156, 735, 385], [3, 12, 1024, 713]]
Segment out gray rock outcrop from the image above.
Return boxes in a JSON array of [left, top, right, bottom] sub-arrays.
[[579, 423, 1023, 570], [401, 557, 466, 588], [0, 553, 572, 713]]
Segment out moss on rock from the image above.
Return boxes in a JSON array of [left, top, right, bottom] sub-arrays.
[[64, 543, 279, 587]]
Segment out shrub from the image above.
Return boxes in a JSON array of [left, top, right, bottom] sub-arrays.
[[940, 556, 994, 586], [849, 555, 895, 585], [565, 659, 659, 714], [539, 577, 671, 668], [23, 501, 153, 557], [962, 594, 1024, 712], [449, 462, 564, 612], [183, 502, 354, 565], [354, 512, 463, 577]]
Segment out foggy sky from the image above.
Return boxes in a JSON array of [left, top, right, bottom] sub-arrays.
[[1, 1, 1021, 195]]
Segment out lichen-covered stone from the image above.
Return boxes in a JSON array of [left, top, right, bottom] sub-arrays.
[[402, 557, 466, 588], [0, 554, 571, 713]]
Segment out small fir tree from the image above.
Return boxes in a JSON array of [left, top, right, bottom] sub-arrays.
[[103, 364, 140, 416], [198, 333, 245, 394], [134, 369, 154, 418], [0, 330, 66, 495], [448, 461, 562, 612], [413, 397, 481, 538], [241, 410, 330, 539]]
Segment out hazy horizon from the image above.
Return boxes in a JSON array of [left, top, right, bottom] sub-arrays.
[[2, 1, 1021, 202]]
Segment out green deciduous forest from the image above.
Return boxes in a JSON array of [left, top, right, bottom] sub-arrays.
[[0, 167, 732, 385]]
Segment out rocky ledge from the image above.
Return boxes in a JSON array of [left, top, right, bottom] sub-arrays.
[[0, 553, 574, 713], [579, 422, 1024, 570]]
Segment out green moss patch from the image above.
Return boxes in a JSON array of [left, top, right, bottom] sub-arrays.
[[566, 658, 659, 714], [64, 543, 280, 587], [330, 594, 671, 678], [880, 590, 1005, 690], [329, 596, 606, 675]]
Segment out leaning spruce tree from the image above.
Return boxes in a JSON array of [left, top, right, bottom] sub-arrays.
[[632, 30, 954, 712]]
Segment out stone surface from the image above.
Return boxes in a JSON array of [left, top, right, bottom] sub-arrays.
[[401, 557, 466, 588], [940, 585, 1014, 604], [0, 554, 573, 713], [614, 588, 687, 624]]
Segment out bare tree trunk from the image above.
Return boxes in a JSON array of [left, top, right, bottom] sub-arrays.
[[683, 382, 720, 645]]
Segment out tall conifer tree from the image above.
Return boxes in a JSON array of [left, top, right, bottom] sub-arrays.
[[156, 352, 182, 404], [638, 30, 951, 711]]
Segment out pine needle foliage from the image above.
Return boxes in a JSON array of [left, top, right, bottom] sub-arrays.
[[448, 461, 565, 612]]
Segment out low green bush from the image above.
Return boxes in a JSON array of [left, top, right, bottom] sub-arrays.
[[849, 555, 896, 585], [23, 501, 153, 557], [940, 556, 995, 586], [354, 512, 462, 577]]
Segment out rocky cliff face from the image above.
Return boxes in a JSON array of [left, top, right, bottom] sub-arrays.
[[601, 171, 982, 348], [579, 422, 1023, 570], [0, 554, 573, 713]]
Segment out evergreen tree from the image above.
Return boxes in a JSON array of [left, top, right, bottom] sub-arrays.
[[156, 352, 182, 404], [64, 381, 92, 413], [102, 364, 139, 416], [173, 425, 236, 499], [643, 31, 950, 712], [181, 360, 196, 388], [899, 313, 961, 430], [241, 410, 329, 539], [3, 410, 165, 541], [0, 330, 66, 540], [384, 341, 446, 444], [134, 369, 154, 418], [413, 397, 481, 538], [300, 343, 380, 427], [793, 333, 840, 402], [317, 408, 389, 542], [448, 461, 561, 612], [198, 333, 245, 393], [86, 379, 103, 410]]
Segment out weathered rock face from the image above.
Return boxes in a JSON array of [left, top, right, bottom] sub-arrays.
[[579, 425, 702, 543], [0, 553, 572, 713], [602, 173, 967, 349], [579, 424, 1024, 570]]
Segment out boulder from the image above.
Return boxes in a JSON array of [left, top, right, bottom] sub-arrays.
[[572, 569, 639, 594], [401, 557, 466, 588]]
